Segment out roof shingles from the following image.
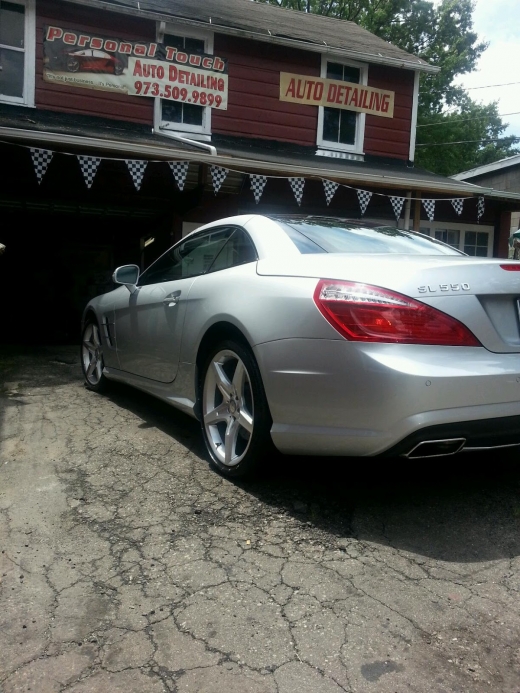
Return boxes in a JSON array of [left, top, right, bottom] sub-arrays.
[[90, 0, 434, 70]]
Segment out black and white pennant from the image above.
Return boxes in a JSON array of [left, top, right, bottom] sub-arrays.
[[323, 179, 339, 206], [389, 196, 405, 223], [77, 155, 101, 189], [477, 195, 485, 222], [422, 198, 435, 222], [126, 160, 147, 191], [357, 189, 372, 216], [30, 148, 53, 184], [169, 161, 189, 191], [250, 174, 267, 204], [289, 178, 305, 206], [451, 198, 464, 216], [211, 166, 228, 194]]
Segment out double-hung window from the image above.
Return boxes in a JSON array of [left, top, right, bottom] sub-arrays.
[[0, 0, 34, 105], [155, 27, 213, 139], [317, 56, 367, 156]]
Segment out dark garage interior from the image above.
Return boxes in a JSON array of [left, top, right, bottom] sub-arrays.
[[0, 142, 195, 344]]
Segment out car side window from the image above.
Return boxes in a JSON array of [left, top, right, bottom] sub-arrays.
[[138, 228, 234, 286], [207, 228, 257, 273]]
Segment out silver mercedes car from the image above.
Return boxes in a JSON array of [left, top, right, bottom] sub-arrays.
[[81, 215, 520, 477]]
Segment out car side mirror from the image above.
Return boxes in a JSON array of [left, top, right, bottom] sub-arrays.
[[113, 264, 140, 293]]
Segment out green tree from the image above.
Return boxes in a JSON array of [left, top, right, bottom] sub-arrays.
[[254, 0, 519, 174], [416, 98, 519, 176], [256, 0, 485, 105]]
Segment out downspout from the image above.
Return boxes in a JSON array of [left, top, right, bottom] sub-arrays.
[[153, 129, 217, 156]]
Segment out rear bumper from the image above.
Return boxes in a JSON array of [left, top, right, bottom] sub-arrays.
[[253, 339, 520, 457], [381, 415, 520, 458]]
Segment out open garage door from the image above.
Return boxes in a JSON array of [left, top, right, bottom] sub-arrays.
[[0, 201, 169, 343]]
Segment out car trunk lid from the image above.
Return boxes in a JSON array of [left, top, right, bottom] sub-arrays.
[[257, 255, 520, 353]]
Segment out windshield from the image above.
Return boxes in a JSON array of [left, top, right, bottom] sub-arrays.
[[274, 217, 464, 256]]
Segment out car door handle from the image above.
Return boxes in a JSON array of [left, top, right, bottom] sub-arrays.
[[163, 291, 181, 306]]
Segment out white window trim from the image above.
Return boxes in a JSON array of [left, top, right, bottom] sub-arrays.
[[419, 221, 494, 257], [0, 0, 35, 107], [154, 23, 213, 141], [316, 54, 367, 156], [408, 71, 420, 162]]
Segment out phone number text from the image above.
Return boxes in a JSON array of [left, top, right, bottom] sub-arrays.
[[133, 81, 224, 108]]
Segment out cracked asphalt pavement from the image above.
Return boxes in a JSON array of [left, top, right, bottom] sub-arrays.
[[1, 346, 520, 692]]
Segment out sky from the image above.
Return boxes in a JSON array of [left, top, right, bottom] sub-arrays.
[[453, 0, 520, 140]]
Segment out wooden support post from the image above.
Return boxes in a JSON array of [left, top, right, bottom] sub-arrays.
[[403, 191, 412, 230], [413, 192, 421, 232]]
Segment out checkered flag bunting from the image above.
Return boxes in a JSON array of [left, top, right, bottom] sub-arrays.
[[389, 196, 405, 222], [125, 160, 147, 191], [477, 195, 485, 222], [289, 177, 305, 206], [211, 166, 228, 194], [30, 148, 53, 184], [77, 156, 101, 189], [451, 198, 464, 216], [357, 189, 372, 216], [169, 161, 189, 191], [323, 179, 339, 206], [250, 174, 267, 204], [422, 198, 435, 222]]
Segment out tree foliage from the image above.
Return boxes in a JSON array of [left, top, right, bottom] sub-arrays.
[[254, 0, 519, 174], [416, 98, 519, 176]]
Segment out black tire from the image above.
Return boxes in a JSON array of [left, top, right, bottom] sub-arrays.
[[114, 62, 124, 76], [200, 339, 274, 478], [81, 319, 108, 392], [66, 57, 80, 73]]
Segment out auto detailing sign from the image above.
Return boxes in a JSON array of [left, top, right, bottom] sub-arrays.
[[279, 72, 394, 118], [43, 26, 228, 109]]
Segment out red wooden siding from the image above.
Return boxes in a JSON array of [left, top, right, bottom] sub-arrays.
[[35, 0, 155, 124], [214, 37, 414, 159], [213, 36, 320, 146], [34, 5, 414, 159], [365, 65, 414, 160]]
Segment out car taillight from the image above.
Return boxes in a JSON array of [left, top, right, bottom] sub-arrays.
[[500, 264, 520, 271], [313, 280, 480, 346]]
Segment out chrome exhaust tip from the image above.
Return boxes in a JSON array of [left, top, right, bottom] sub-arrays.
[[404, 438, 466, 459]]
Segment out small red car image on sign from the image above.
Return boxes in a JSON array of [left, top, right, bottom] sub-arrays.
[[64, 49, 126, 75]]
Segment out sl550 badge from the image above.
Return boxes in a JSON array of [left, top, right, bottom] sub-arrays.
[[418, 283, 470, 293]]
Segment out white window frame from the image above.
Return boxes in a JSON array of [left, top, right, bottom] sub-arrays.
[[418, 221, 494, 257], [0, 0, 35, 107], [154, 23, 213, 141], [316, 54, 367, 156]]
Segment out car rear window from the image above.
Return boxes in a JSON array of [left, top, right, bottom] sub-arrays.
[[275, 218, 464, 256]]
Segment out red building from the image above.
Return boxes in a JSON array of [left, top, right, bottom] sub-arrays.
[[1, 0, 519, 340]]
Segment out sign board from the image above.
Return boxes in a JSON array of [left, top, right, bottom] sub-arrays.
[[280, 72, 394, 118], [43, 26, 228, 109]]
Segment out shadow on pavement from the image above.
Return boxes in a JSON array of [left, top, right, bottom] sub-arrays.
[[104, 379, 204, 455], [244, 452, 520, 564], [0, 345, 81, 390], [103, 377, 520, 566], [2, 346, 518, 567]]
